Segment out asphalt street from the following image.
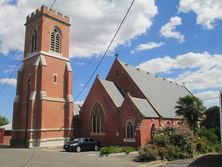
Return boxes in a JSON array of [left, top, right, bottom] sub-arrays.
[[1, 147, 222, 167], [0, 148, 139, 167]]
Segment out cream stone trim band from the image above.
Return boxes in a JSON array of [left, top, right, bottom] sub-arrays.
[[14, 95, 20, 103], [12, 128, 73, 132], [23, 51, 70, 62], [29, 91, 36, 100], [123, 138, 136, 142], [40, 91, 73, 103]]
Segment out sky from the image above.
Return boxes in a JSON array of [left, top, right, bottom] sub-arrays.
[[0, 0, 222, 122]]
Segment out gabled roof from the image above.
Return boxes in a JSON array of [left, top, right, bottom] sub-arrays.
[[99, 78, 124, 107], [0, 124, 12, 131], [129, 96, 159, 118], [117, 60, 191, 118]]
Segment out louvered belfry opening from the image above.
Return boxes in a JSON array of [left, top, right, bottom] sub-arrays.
[[50, 27, 61, 53], [31, 29, 37, 52]]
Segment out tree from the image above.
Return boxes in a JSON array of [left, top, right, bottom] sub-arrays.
[[0, 116, 9, 126], [201, 106, 220, 137], [175, 95, 206, 132]]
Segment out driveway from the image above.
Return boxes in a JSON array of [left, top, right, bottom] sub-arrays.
[[0, 147, 140, 167]]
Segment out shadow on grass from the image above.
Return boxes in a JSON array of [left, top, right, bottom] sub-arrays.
[[188, 154, 222, 167]]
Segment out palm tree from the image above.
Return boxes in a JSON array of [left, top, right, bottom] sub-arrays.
[[175, 95, 206, 132]]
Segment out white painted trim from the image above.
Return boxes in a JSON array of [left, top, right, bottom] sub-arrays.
[[67, 95, 73, 102], [44, 97, 66, 102], [33, 56, 40, 66], [90, 132, 105, 136], [29, 91, 36, 100], [40, 91, 69, 103], [18, 63, 24, 71], [66, 62, 72, 72], [12, 128, 73, 132], [14, 95, 20, 103], [23, 51, 70, 62], [40, 91, 47, 100], [40, 55, 47, 66], [123, 138, 135, 142], [29, 137, 69, 147]]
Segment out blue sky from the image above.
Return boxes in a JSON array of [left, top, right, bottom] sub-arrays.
[[0, 0, 222, 122]]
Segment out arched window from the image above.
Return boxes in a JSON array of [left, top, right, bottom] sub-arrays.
[[125, 119, 134, 139], [165, 121, 171, 127], [91, 103, 104, 134], [31, 28, 37, 52], [50, 27, 61, 53], [53, 74, 58, 84]]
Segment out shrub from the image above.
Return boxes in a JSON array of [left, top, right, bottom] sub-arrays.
[[139, 144, 158, 161], [139, 126, 195, 161], [100, 146, 136, 156], [194, 137, 210, 154], [197, 128, 219, 145]]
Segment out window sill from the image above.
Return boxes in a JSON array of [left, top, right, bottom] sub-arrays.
[[123, 138, 135, 142], [90, 132, 105, 136]]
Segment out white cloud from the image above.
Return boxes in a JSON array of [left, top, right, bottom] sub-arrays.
[[137, 52, 222, 106], [135, 42, 165, 51], [0, 78, 17, 86], [179, 0, 222, 29], [195, 91, 220, 107], [0, 0, 158, 57], [160, 16, 185, 43], [75, 62, 85, 66]]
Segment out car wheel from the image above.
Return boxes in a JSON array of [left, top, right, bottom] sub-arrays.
[[76, 146, 81, 152], [94, 145, 99, 151]]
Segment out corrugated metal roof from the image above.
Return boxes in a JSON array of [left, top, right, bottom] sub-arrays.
[[130, 96, 159, 118], [0, 124, 12, 131], [99, 78, 124, 107], [119, 60, 191, 118], [74, 103, 82, 116]]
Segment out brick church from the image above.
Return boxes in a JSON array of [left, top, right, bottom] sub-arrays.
[[11, 6, 191, 147]]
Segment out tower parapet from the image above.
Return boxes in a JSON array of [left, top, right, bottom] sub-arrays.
[[26, 5, 70, 25]]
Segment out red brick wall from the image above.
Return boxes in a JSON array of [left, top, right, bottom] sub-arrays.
[[3, 131, 11, 145], [11, 6, 73, 147], [106, 59, 146, 99], [0, 129, 4, 144], [80, 78, 119, 146]]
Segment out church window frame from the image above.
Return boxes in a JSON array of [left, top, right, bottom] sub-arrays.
[[53, 74, 58, 84], [31, 28, 38, 53], [124, 119, 135, 142], [91, 103, 104, 135], [50, 26, 61, 53]]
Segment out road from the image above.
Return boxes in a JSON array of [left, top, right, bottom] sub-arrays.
[[0, 147, 139, 167], [1, 147, 222, 167]]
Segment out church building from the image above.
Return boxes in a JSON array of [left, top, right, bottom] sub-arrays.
[[79, 59, 191, 147], [11, 6, 191, 148]]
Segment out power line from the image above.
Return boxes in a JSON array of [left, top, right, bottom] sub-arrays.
[[18, 2, 58, 166], [74, 0, 135, 101]]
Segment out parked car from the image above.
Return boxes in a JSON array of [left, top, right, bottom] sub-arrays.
[[63, 138, 101, 152]]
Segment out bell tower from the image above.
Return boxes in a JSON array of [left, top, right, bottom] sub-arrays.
[[11, 6, 73, 147]]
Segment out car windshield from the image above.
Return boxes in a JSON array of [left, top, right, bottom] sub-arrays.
[[70, 138, 84, 144]]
